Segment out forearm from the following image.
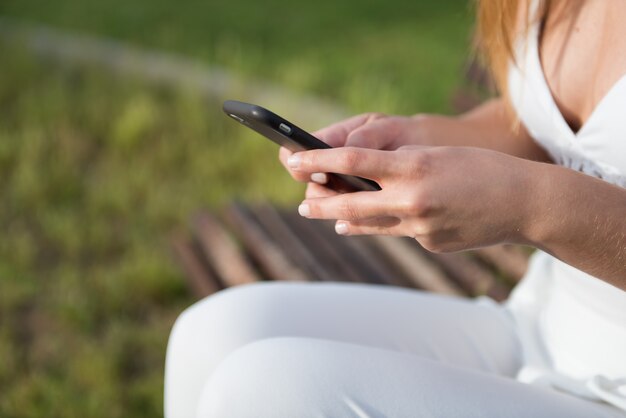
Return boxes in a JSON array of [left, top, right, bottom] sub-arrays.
[[523, 162, 626, 290], [415, 98, 552, 162]]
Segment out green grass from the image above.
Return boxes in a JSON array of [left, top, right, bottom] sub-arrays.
[[0, 0, 473, 114], [0, 41, 304, 417], [0, 2, 473, 416]]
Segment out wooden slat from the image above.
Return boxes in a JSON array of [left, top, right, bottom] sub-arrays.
[[356, 236, 422, 288], [278, 210, 364, 283], [474, 245, 530, 283], [370, 236, 465, 296], [171, 234, 221, 298], [193, 211, 261, 287], [251, 204, 333, 281], [222, 202, 310, 282], [173, 203, 530, 302], [307, 218, 411, 287], [427, 252, 511, 301], [464, 57, 494, 91], [451, 57, 494, 113], [315, 226, 401, 286]]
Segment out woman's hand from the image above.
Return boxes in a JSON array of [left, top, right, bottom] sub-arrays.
[[286, 145, 537, 253], [278, 113, 425, 189], [279, 100, 551, 193]]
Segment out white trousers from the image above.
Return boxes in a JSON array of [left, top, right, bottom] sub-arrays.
[[164, 281, 623, 418]]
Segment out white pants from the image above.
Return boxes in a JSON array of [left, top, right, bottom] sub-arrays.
[[164, 281, 623, 417]]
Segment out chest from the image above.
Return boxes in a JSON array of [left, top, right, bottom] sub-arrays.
[[538, 0, 626, 133]]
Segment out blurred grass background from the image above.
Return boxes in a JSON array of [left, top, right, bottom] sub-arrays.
[[0, 1, 472, 417], [1, 0, 472, 113]]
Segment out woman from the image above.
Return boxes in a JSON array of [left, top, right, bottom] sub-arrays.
[[165, 0, 626, 416]]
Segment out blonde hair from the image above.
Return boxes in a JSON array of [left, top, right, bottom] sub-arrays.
[[475, 0, 551, 98]]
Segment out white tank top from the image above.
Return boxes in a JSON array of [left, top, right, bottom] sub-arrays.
[[505, 4, 626, 411]]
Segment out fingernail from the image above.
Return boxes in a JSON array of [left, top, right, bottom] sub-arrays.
[[298, 203, 310, 217], [310, 172, 327, 184], [335, 222, 348, 235], [287, 154, 301, 169]]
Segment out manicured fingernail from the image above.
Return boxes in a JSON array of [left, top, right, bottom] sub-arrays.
[[287, 154, 301, 169], [335, 222, 348, 235], [298, 203, 310, 217], [310, 172, 327, 184]]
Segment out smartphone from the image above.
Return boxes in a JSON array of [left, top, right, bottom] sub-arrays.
[[223, 100, 381, 192]]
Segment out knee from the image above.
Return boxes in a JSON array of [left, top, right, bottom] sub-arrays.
[[195, 337, 326, 418], [167, 282, 285, 350], [166, 282, 284, 379], [165, 283, 287, 418]]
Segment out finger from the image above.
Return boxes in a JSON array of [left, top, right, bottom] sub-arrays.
[[344, 117, 400, 150], [305, 182, 339, 199], [278, 146, 292, 166], [298, 191, 396, 221], [335, 217, 404, 236], [396, 144, 428, 151], [287, 147, 393, 180], [280, 147, 338, 186], [310, 172, 328, 185], [312, 113, 386, 148], [279, 146, 310, 182]]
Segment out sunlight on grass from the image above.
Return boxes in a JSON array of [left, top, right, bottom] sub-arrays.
[[0, 41, 303, 417], [0, 1, 473, 415], [0, 0, 473, 114]]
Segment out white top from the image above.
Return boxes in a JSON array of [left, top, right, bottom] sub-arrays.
[[506, 5, 626, 412]]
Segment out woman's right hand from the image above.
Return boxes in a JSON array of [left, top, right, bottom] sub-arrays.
[[278, 112, 427, 196]]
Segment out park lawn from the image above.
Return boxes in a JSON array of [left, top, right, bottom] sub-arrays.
[[0, 0, 473, 114], [0, 40, 304, 417], [0, 1, 474, 416]]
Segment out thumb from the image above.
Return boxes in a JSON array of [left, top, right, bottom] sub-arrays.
[[313, 113, 387, 148], [344, 117, 399, 150]]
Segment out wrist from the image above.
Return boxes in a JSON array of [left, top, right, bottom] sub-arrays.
[[515, 160, 557, 249]]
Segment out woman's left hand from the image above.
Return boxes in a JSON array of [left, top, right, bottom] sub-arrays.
[[287, 145, 538, 252]]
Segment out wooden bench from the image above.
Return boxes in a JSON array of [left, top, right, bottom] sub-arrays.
[[172, 202, 530, 301]]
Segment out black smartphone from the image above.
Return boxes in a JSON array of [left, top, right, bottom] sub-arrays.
[[223, 100, 381, 192]]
